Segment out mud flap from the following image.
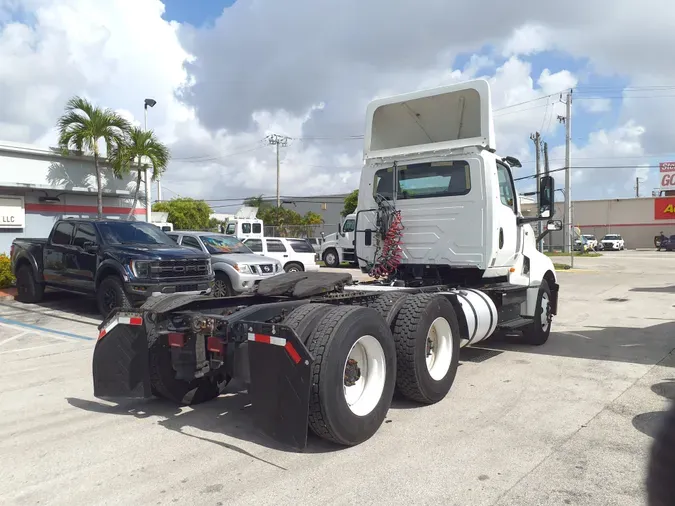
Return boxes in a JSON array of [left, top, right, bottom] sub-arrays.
[[93, 313, 152, 400], [243, 321, 313, 450]]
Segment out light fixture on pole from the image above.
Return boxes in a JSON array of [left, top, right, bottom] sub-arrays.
[[143, 98, 156, 223]]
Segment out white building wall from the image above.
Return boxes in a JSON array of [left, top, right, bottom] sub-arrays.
[[0, 141, 144, 254]]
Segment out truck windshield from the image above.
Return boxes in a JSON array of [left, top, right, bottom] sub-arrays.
[[97, 222, 176, 246], [200, 235, 252, 254], [373, 161, 471, 200]]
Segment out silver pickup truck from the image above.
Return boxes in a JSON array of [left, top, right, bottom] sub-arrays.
[[167, 231, 282, 297]]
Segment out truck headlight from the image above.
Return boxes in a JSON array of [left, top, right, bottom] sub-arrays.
[[234, 263, 252, 274], [130, 260, 152, 278]]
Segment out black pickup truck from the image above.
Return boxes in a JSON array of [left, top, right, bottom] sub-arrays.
[[10, 218, 214, 317]]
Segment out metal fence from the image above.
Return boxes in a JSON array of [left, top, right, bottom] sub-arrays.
[[263, 223, 340, 239]]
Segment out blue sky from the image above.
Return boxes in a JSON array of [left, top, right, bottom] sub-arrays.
[[161, 0, 236, 27]]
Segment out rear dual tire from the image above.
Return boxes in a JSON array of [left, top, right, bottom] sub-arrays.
[[284, 304, 397, 446], [391, 293, 460, 404]]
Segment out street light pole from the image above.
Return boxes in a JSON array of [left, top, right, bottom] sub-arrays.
[[143, 98, 156, 223]]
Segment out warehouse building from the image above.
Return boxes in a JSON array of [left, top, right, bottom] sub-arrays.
[[0, 141, 144, 255]]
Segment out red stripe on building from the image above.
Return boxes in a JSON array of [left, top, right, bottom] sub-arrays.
[[580, 222, 675, 228], [25, 203, 146, 215]]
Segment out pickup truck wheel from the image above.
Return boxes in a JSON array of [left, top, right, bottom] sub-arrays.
[[213, 272, 233, 297], [284, 262, 304, 273], [392, 293, 460, 404], [149, 344, 225, 405], [322, 249, 340, 268], [96, 276, 132, 318], [520, 280, 552, 346], [15, 264, 44, 303], [306, 306, 396, 446]]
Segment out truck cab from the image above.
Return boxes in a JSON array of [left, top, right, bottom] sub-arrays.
[[320, 214, 357, 267], [223, 218, 264, 240], [354, 79, 559, 320]]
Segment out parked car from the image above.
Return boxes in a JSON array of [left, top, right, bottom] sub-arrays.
[[242, 237, 320, 272], [10, 219, 214, 317], [167, 231, 283, 297], [600, 233, 625, 251], [582, 234, 598, 250], [656, 235, 675, 252]]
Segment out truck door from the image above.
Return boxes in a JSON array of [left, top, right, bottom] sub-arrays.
[[44, 221, 75, 286], [70, 222, 99, 292], [493, 162, 518, 266]]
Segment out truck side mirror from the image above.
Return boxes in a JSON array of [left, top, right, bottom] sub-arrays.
[[546, 220, 562, 231], [539, 175, 555, 218], [338, 222, 343, 236]]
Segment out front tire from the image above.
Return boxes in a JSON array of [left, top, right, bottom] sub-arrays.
[[520, 280, 552, 346], [96, 276, 132, 318], [213, 272, 233, 297], [284, 262, 304, 273], [15, 264, 44, 303], [392, 293, 460, 404], [306, 306, 397, 446], [322, 249, 340, 268]]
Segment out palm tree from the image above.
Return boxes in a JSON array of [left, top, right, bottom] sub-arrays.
[[56, 96, 131, 218], [110, 127, 170, 219]]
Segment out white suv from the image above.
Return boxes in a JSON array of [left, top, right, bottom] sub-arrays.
[[600, 234, 625, 251], [243, 237, 320, 273]]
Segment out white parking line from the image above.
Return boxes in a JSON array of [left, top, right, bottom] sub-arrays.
[[0, 331, 30, 347]]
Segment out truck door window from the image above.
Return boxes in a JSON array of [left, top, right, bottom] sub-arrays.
[[252, 223, 262, 234], [373, 161, 471, 200], [245, 239, 263, 252], [496, 162, 516, 213], [266, 239, 287, 252], [73, 223, 97, 248], [343, 219, 355, 232], [242, 223, 252, 234], [225, 223, 236, 235], [181, 236, 202, 251], [52, 222, 75, 245]]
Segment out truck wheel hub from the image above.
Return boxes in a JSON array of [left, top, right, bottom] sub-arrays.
[[344, 358, 361, 386]]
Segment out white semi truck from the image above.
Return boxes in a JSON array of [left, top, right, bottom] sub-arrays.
[[320, 213, 357, 267], [91, 79, 562, 450]]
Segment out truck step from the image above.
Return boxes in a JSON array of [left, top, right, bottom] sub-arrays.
[[481, 282, 529, 294], [496, 317, 533, 330]]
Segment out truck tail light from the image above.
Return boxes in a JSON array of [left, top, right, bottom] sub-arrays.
[[167, 333, 185, 348], [207, 336, 224, 354]]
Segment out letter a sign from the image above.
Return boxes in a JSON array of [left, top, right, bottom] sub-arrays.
[[654, 198, 675, 220]]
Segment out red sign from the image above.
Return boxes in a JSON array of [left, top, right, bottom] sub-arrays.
[[654, 197, 675, 220], [660, 162, 675, 190]]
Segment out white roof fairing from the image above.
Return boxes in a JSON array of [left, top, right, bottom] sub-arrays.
[[363, 79, 496, 160]]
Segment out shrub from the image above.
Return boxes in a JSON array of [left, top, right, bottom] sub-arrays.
[[0, 253, 15, 289]]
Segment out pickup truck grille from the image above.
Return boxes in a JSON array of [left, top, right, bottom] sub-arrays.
[[151, 259, 210, 279], [257, 264, 275, 275]]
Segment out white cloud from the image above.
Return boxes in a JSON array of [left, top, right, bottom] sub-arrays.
[[0, 0, 673, 207]]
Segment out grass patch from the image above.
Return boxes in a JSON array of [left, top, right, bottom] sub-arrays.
[[553, 263, 572, 270], [545, 251, 602, 258], [316, 260, 352, 267]]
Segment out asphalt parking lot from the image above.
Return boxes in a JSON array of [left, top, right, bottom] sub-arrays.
[[1, 251, 674, 505]]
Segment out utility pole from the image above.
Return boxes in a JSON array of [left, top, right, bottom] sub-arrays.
[[558, 90, 573, 264], [544, 141, 550, 251], [634, 176, 641, 198], [530, 132, 542, 251], [143, 98, 156, 223], [267, 134, 289, 207]]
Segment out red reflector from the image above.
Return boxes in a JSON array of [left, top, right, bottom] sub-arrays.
[[129, 317, 143, 326], [167, 333, 185, 348], [256, 334, 271, 344], [284, 341, 301, 364], [207, 336, 224, 354]]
